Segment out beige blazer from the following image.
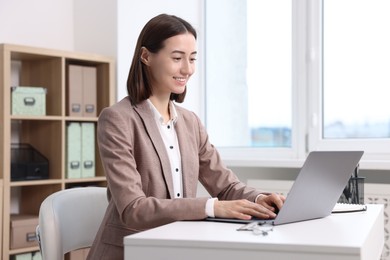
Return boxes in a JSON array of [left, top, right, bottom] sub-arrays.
[[87, 98, 261, 260]]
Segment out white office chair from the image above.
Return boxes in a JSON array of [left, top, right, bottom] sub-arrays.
[[36, 187, 108, 260]]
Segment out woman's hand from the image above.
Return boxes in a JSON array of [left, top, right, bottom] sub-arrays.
[[214, 194, 285, 220], [256, 193, 285, 214]]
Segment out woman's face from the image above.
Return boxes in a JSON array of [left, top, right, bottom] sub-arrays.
[[143, 33, 197, 98]]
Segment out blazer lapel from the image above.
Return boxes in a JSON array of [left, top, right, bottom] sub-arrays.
[[133, 101, 175, 199]]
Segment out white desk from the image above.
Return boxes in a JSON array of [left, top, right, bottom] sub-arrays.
[[124, 204, 384, 260]]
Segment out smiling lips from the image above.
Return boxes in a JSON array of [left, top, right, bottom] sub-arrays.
[[174, 77, 187, 85]]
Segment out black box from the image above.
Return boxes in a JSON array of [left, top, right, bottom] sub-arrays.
[[11, 143, 49, 181]]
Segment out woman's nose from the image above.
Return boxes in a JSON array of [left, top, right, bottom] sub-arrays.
[[181, 60, 194, 75]]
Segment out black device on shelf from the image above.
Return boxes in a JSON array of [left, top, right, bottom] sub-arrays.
[[11, 143, 49, 181]]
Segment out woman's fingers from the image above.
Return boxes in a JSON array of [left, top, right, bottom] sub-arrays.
[[214, 199, 277, 220]]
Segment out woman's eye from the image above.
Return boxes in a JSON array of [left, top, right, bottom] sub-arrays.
[[173, 57, 181, 61]]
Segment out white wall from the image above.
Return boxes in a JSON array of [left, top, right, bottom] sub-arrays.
[[117, 0, 204, 117], [0, 0, 74, 50], [0, 0, 117, 57], [73, 0, 117, 57]]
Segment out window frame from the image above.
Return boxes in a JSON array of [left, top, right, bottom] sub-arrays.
[[307, 0, 390, 169], [203, 0, 390, 169]]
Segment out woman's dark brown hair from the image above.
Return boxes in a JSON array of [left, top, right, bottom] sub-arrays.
[[127, 14, 197, 105]]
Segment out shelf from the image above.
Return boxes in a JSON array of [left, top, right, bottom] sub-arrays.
[[1, 43, 115, 259], [65, 117, 98, 122], [11, 115, 63, 121], [10, 179, 62, 187], [9, 246, 40, 255], [64, 176, 106, 183]]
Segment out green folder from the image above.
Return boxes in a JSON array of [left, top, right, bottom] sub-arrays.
[[66, 122, 81, 179], [81, 122, 95, 178]]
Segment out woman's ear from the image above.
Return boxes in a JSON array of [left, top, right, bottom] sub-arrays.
[[140, 47, 151, 65]]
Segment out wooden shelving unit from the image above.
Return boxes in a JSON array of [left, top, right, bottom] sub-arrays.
[[0, 44, 115, 259]]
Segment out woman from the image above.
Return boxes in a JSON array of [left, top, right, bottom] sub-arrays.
[[88, 13, 285, 259]]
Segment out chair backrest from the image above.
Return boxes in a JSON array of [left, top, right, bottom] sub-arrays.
[[37, 187, 108, 260]]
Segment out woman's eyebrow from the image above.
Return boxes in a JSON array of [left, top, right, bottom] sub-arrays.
[[171, 50, 197, 55]]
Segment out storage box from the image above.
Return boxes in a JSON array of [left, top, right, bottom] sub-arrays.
[[10, 214, 39, 249], [81, 122, 95, 178], [11, 143, 49, 181], [66, 122, 81, 179], [11, 252, 32, 260], [66, 248, 90, 260], [11, 86, 47, 115], [32, 251, 42, 260]]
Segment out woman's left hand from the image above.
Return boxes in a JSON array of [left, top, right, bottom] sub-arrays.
[[255, 193, 285, 215]]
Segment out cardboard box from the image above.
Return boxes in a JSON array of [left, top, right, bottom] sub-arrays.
[[67, 65, 97, 117], [67, 65, 83, 117], [65, 248, 90, 260], [82, 66, 97, 117], [10, 214, 39, 249], [11, 86, 47, 116]]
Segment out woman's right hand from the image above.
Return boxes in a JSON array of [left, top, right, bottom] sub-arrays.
[[214, 199, 278, 220]]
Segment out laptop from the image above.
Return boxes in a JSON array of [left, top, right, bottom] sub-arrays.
[[206, 151, 364, 225]]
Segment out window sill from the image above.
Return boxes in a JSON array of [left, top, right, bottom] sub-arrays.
[[223, 158, 390, 171], [223, 158, 304, 168]]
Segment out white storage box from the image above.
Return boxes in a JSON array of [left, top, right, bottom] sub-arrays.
[[11, 86, 47, 115]]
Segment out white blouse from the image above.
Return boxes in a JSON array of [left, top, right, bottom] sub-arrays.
[[147, 99, 216, 217]]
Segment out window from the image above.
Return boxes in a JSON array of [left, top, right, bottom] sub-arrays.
[[205, 0, 298, 162], [205, 0, 390, 166], [309, 0, 390, 163], [247, 0, 292, 148], [323, 0, 390, 139]]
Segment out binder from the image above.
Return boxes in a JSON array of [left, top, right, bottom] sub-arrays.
[[68, 65, 83, 117], [67, 65, 97, 117], [81, 122, 95, 178], [82, 66, 97, 117], [66, 122, 81, 178]]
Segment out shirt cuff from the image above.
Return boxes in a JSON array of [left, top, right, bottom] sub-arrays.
[[205, 197, 218, 217], [255, 193, 267, 203]]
